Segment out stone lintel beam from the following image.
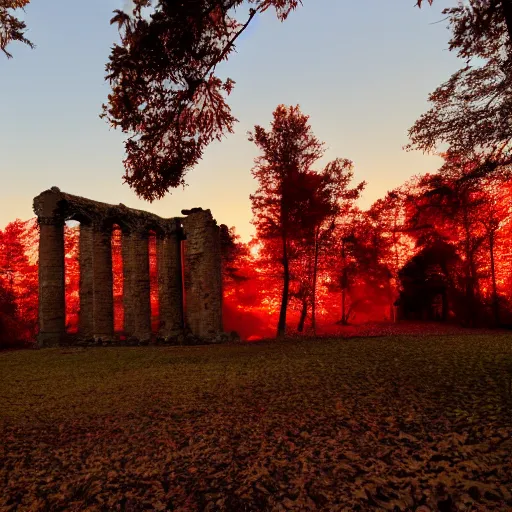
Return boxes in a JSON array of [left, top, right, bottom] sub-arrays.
[[33, 187, 180, 236], [37, 216, 65, 347]]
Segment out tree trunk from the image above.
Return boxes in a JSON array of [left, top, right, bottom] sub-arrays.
[[311, 226, 319, 334], [277, 231, 289, 338], [297, 299, 307, 332], [462, 203, 476, 327], [442, 288, 448, 321], [340, 238, 348, 325], [341, 285, 348, 325], [489, 230, 500, 326]]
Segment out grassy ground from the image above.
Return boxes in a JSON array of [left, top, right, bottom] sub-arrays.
[[1, 335, 512, 511]]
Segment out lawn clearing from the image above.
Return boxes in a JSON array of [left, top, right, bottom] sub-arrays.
[[1, 335, 512, 511]]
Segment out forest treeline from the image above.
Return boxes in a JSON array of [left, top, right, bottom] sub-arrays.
[[2, 105, 512, 346], [3, 2, 512, 344], [221, 105, 512, 340]]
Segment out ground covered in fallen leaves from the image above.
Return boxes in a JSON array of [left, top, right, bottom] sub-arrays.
[[1, 334, 512, 511]]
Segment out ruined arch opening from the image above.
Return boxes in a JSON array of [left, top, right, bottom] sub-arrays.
[[111, 225, 123, 335], [64, 220, 80, 334], [148, 230, 159, 335]]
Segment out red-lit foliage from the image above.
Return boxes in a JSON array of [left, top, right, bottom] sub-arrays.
[[4, 152, 512, 346], [221, 147, 512, 338], [248, 105, 365, 337], [221, 226, 277, 340], [402, 154, 512, 326], [64, 223, 80, 333], [148, 232, 159, 334], [112, 226, 124, 334], [0, 219, 38, 347]]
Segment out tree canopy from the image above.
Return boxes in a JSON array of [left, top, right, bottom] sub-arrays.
[[0, 0, 33, 58], [103, 0, 300, 201], [408, 0, 512, 176]]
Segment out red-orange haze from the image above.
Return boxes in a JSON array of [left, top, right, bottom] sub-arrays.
[[2, 169, 512, 348]]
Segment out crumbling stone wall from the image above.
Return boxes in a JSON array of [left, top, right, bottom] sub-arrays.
[[182, 210, 223, 338], [33, 187, 224, 347]]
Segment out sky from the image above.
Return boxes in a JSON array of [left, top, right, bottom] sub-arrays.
[[0, 0, 461, 241]]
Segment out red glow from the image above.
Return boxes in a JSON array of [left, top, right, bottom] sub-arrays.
[[64, 223, 79, 334], [149, 232, 159, 334], [112, 226, 123, 334], [3, 158, 512, 347]]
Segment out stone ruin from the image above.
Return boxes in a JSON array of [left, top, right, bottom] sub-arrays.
[[33, 187, 228, 347]]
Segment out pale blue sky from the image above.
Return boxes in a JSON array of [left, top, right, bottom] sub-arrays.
[[1, 0, 459, 241]]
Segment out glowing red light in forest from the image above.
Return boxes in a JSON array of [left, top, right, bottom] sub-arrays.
[[148, 232, 159, 334], [112, 226, 124, 334], [64, 223, 79, 334]]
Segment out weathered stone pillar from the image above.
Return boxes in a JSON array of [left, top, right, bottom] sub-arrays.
[[157, 223, 183, 337], [92, 227, 114, 340], [37, 216, 65, 347], [79, 223, 94, 337], [182, 210, 223, 338], [123, 231, 151, 341]]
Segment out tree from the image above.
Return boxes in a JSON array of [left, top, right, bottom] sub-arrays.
[[327, 209, 397, 325], [64, 224, 80, 333], [0, 276, 18, 348], [417, 0, 512, 47], [362, 187, 418, 322], [398, 240, 463, 322], [0, 219, 38, 343], [411, 176, 484, 326], [103, 0, 300, 201], [249, 104, 324, 337], [299, 163, 364, 331], [404, 153, 512, 326], [408, 1, 512, 178], [0, 0, 33, 58], [220, 224, 249, 284], [249, 105, 363, 336]]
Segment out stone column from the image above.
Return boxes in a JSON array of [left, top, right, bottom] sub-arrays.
[[157, 224, 183, 338], [92, 227, 114, 340], [123, 231, 151, 341], [37, 216, 65, 347], [182, 210, 223, 338], [79, 223, 94, 337]]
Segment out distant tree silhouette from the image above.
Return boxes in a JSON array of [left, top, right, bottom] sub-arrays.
[[298, 165, 364, 331], [398, 240, 462, 323], [327, 210, 398, 325], [249, 105, 325, 337], [403, 153, 512, 326]]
